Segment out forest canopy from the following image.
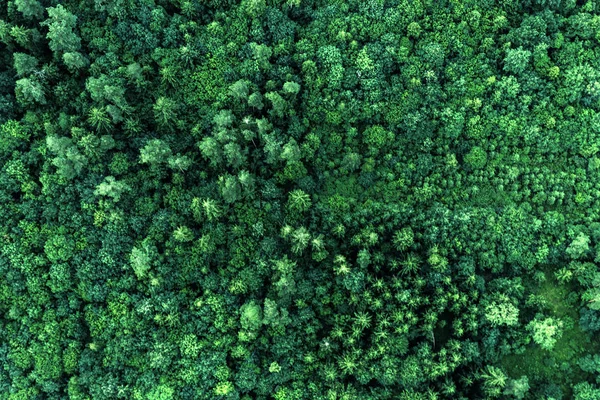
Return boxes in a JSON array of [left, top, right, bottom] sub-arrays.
[[1, 0, 600, 399]]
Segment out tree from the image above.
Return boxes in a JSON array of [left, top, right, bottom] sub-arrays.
[[198, 136, 223, 167], [566, 233, 590, 260], [240, 300, 262, 331], [45, 233, 75, 263], [130, 241, 156, 279], [464, 146, 487, 170], [147, 385, 174, 400], [484, 301, 519, 327], [94, 176, 130, 202], [15, 78, 45, 105], [503, 376, 529, 399], [265, 92, 286, 118], [283, 82, 300, 95], [88, 107, 112, 132], [363, 125, 393, 153], [153, 97, 178, 128], [480, 366, 507, 396], [140, 139, 172, 165], [42, 5, 81, 54], [243, 0, 266, 18], [63, 52, 88, 71], [173, 226, 194, 242], [46, 135, 87, 179], [224, 142, 247, 169], [219, 174, 241, 203], [393, 228, 414, 251], [15, 0, 44, 19], [574, 382, 600, 400], [168, 155, 192, 172], [248, 92, 264, 109], [202, 198, 222, 222], [13, 53, 38, 77], [503, 47, 531, 75], [287, 189, 311, 213], [229, 80, 250, 100], [48, 263, 71, 293], [527, 316, 564, 350], [291, 227, 310, 254]]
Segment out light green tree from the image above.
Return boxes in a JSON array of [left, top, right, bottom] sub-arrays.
[[173, 226, 194, 242], [527, 316, 564, 350], [485, 301, 519, 327], [503, 376, 530, 399], [287, 189, 311, 213], [94, 176, 130, 202], [15, 0, 44, 19], [566, 233, 590, 260], [140, 139, 172, 165], [42, 5, 81, 53], [240, 300, 262, 331]]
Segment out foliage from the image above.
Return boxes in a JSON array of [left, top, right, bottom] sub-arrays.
[[2, 0, 600, 398]]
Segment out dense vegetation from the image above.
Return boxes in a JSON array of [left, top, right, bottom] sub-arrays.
[[2, 0, 600, 398]]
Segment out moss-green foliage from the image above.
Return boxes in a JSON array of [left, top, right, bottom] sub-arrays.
[[2, 0, 600, 399], [502, 268, 600, 397]]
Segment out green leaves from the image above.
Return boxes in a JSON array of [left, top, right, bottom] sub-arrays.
[[484, 301, 519, 327], [44, 233, 75, 263], [147, 385, 174, 400], [140, 139, 172, 165], [46, 136, 87, 179], [5, 1, 600, 398], [173, 226, 194, 242], [153, 97, 178, 129], [287, 189, 311, 213], [248, 92, 264, 109], [0, 119, 29, 157], [42, 5, 81, 54], [63, 52, 88, 71], [265, 92, 286, 118], [566, 233, 590, 260], [191, 197, 222, 222], [240, 300, 262, 332], [363, 125, 393, 153], [229, 79, 250, 100], [15, 78, 45, 105], [527, 316, 564, 351], [219, 174, 242, 204], [129, 241, 156, 279], [87, 107, 112, 133], [15, 0, 44, 19], [464, 146, 487, 170], [13, 53, 38, 77], [503, 47, 531, 75], [393, 227, 414, 251], [48, 262, 72, 293], [282, 82, 300, 95], [94, 176, 130, 202], [480, 366, 507, 396]]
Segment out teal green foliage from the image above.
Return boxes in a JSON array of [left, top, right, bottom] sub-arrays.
[[46, 135, 86, 179], [94, 176, 130, 202], [464, 146, 487, 170], [140, 139, 172, 165], [527, 315, 565, 351], [2, 1, 600, 399], [240, 300, 262, 332], [14, 0, 44, 19], [13, 53, 38, 77], [41, 5, 81, 54], [503, 376, 530, 399], [15, 77, 45, 105], [62, 52, 88, 71]]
